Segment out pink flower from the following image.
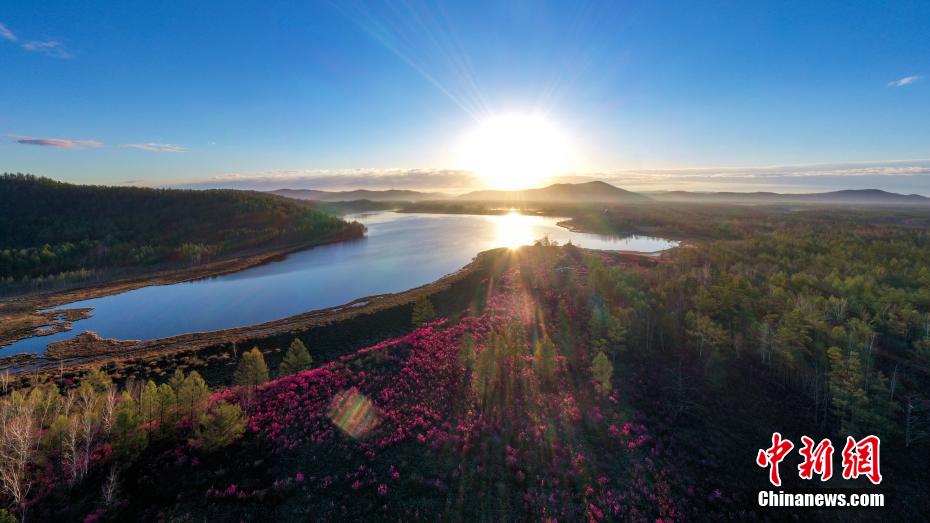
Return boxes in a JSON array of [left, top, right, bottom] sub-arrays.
[[378, 484, 388, 496], [295, 472, 304, 482]]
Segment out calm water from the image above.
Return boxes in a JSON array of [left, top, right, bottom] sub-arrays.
[[3, 212, 677, 355]]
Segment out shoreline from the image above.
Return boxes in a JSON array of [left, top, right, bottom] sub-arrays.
[[0, 210, 681, 373], [0, 248, 510, 376], [0, 231, 363, 350]]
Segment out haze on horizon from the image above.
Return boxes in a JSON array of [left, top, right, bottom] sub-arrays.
[[1, 1, 929, 195]]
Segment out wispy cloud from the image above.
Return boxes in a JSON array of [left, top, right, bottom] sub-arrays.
[[888, 75, 922, 87], [174, 168, 479, 192], [8, 135, 102, 149], [21, 40, 72, 59], [0, 22, 17, 42], [121, 143, 188, 153], [0, 22, 72, 58]]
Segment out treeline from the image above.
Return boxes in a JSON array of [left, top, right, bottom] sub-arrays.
[[0, 174, 364, 285], [0, 337, 314, 521], [652, 222, 930, 437]]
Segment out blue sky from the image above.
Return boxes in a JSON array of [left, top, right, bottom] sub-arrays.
[[1, 1, 929, 193]]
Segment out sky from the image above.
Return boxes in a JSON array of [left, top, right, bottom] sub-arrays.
[[1, 1, 929, 194]]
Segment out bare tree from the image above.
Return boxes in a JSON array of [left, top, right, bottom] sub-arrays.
[[101, 467, 119, 508], [0, 398, 37, 514], [0, 372, 10, 395], [101, 388, 118, 436]]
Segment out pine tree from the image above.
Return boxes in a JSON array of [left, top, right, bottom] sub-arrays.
[[112, 392, 146, 456], [139, 380, 158, 423], [155, 383, 178, 429], [192, 402, 247, 451], [411, 297, 436, 326], [591, 351, 614, 396], [606, 313, 628, 356], [177, 371, 210, 420], [235, 348, 270, 387], [168, 368, 186, 392], [279, 338, 313, 376], [533, 335, 557, 387]]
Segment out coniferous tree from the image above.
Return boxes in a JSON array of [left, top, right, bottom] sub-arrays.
[[192, 402, 247, 451], [177, 371, 210, 420], [155, 383, 177, 428], [411, 297, 436, 326], [591, 351, 614, 396], [533, 335, 557, 387], [235, 348, 270, 387], [279, 338, 313, 376], [112, 392, 146, 457]]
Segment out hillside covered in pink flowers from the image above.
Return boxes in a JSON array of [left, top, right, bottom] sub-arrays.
[[7, 230, 930, 521]]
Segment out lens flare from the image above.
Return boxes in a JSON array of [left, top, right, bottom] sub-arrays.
[[328, 388, 379, 439]]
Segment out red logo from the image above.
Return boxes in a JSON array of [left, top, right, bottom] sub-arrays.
[[757, 433, 881, 486], [797, 436, 834, 481], [756, 432, 794, 487], [841, 435, 882, 485]]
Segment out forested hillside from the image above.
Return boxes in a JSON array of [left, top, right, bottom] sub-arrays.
[[0, 174, 364, 286], [2, 204, 928, 520]]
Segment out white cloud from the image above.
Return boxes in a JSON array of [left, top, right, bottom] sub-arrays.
[[21, 40, 71, 59], [0, 22, 17, 42], [121, 143, 188, 153], [888, 75, 922, 87], [8, 135, 102, 149], [0, 22, 72, 58]]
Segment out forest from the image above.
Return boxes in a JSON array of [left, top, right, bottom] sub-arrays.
[[0, 174, 364, 289], [0, 203, 927, 521]]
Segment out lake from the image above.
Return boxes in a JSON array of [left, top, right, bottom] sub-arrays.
[[2, 212, 677, 355]]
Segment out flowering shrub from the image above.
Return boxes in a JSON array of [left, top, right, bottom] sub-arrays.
[[201, 251, 696, 520]]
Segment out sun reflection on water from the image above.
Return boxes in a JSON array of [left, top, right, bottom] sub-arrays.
[[494, 211, 539, 249]]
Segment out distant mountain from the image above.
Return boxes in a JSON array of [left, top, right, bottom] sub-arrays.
[[271, 188, 447, 202], [273, 184, 928, 206], [458, 181, 652, 203], [649, 189, 930, 205]]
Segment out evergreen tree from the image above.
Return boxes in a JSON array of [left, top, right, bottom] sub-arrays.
[[177, 371, 210, 420], [685, 311, 727, 358], [235, 348, 270, 387], [279, 338, 313, 376], [606, 312, 628, 357], [168, 368, 186, 392], [155, 383, 178, 429], [411, 297, 436, 326], [139, 380, 158, 423], [591, 351, 614, 396], [533, 335, 557, 387], [112, 392, 146, 457], [192, 402, 247, 451]]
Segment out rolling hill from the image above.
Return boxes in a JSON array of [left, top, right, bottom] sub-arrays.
[[457, 181, 652, 203], [0, 174, 364, 282], [648, 188, 930, 205]]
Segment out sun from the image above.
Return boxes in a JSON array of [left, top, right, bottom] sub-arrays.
[[458, 113, 575, 190]]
